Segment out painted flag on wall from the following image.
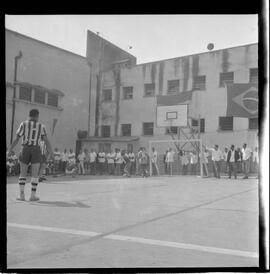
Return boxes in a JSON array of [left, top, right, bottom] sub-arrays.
[[226, 83, 258, 118], [156, 90, 193, 106], [52, 118, 58, 135]]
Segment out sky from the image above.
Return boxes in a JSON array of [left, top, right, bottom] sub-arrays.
[[5, 15, 258, 64]]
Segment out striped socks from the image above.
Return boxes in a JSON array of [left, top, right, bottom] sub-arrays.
[[30, 177, 39, 194], [18, 177, 26, 195]]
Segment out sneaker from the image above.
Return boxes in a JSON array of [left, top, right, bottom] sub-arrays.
[[29, 196, 40, 202], [16, 194, 25, 201]]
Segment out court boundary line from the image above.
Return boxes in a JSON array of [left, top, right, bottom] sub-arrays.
[[8, 222, 258, 259]]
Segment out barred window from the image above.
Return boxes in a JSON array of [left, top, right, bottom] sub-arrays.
[[193, 76, 206, 90], [144, 83, 155, 97], [249, 117, 258, 130], [165, 126, 178, 134], [249, 68, 258, 83], [102, 89, 112, 101], [167, 80, 179, 93], [101, 125, 110, 137], [47, 92, 58, 107], [34, 89, 45, 104], [143, 122, 154, 136], [121, 124, 131, 136], [123, 86, 133, 99], [19, 86, 32, 101], [219, 116, 233, 131], [191, 118, 205, 133], [219, 72, 234, 87]]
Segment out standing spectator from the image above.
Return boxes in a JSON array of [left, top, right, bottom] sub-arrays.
[[151, 147, 159, 176], [181, 151, 189, 175], [236, 147, 243, 174], [115, 148, 122, 176], [227, 144, 238, 179], [140, 148, 149, 178], [190, 151, 198, 175], [128, 149, 136, 175], [200, 148, 209, 177], [222, 147, 229, 175], [61, 149, 69, 174], [122, 150, 131, 177], [164, 150, 169, 175], [68, 149, 76, 164], [77, 149, 85, 175], [53, 148, 61, 174], [252, 147, 259, 176], [207, 145, 223, 179], [242, 143, 252, 179], [98, 149, 106, 175], [166, 148, 175, 176], [107, 149, 115, 175], [135, 148, 142, 176], [89, 149, 97, 175], [38, 135, 47, 182], [84, 149, 90, 175]]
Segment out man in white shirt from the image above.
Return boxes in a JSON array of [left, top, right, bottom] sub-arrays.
[[89, 149, 97, 175], [242, 143, 252, 179], [200, 148, 209, 177], [207, 144, 223, 178], [98, 150, 106, 175], [181, 151, 189, 175], [151, 147, 159, 176], [190, 151, 198, 175], [107, 150, 115, 175], [77, 149, 85, 175], [128, 149, 136, 175], [165, 148, 175, 176], [61, 149, 69, 174], [115, 148, 122, 176], [227, 144, 238, 179], [222, 147, 229, 175], [53, 148, 61, 174]]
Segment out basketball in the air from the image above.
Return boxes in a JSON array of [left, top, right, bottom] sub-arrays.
[[207, 43, 214, 50]]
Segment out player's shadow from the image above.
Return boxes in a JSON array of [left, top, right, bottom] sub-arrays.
[[33, 200, 91, 208]]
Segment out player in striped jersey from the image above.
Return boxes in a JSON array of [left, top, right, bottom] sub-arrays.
[[7, 109, 53, 201]]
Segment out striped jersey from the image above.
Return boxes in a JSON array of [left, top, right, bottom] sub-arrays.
[[16, 120, 47, 146]]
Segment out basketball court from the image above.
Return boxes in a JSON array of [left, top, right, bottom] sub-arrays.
[[7, 175, 259, 268]]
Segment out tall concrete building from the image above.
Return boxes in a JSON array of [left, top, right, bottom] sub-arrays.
[[83, 40, 258, 153]]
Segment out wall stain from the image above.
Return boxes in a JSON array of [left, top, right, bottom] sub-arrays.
[[94, 74, 101, 137], [222, 49, 229, 72], [182, 57, 189, 92], [158, 61, 165, 95], [192, 55, 199, 78], [151, 63, 157, 84], [174, 58, 180, 77], [142, 64, 146, 79], [113, 65, 121, 136]]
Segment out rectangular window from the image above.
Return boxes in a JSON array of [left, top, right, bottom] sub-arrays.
[[193, 75, 206, 90], [219, 72, 234, 87], [102, 89, 112, 101], [165, 126, 178, 134], [167, 80, 179, 93], [144, 83, 155, 97], [101, 125, 110, 137], [19, 86, 32, 101], [249, 68, 258, 83], [143, 122, 154, 136], [34, 89, 45, 104], [191, 118, 205, 133], [47, 92, 58, 107], [249, 117, 258, 130], [219, 116, 233, 131], [123, 86, 133, 99], [121, 124, 131, 136]]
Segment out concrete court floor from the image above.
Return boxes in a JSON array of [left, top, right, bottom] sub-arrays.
[[6, 175, 259, 268]]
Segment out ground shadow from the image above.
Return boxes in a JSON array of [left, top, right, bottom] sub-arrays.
[[31, 200, 91, 208]]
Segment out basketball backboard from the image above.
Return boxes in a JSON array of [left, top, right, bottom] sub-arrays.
[[156, 104, 188, 127]]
